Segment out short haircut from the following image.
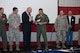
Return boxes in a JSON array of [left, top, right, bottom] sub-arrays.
[[0, 7, 3, 10], [39, 8, 43, 11], [13, 7, 18, 11]]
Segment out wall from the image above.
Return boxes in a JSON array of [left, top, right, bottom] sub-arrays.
[[0, 0, 80, 47], [59, 0, 80, 24]]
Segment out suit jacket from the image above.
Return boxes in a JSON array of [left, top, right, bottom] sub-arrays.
[[22, 11, 32, 32], [67, 16, 75, 31], [78, 18, 80, 29]]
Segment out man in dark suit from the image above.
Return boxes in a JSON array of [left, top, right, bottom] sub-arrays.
[[66, 11, 75, 47], [22, 7, 33, 51]]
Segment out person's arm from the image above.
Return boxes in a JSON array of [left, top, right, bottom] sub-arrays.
[[65, 16, 69, 32], [22, 12, 29, 23], [78, 18, 80, 30], [15, 15, 21, 27], [73, 16, 75, 31], [35, 15, 39, 24], [54, 17, 58, 31], [44, 14, 49, 24], [29, 16, 33, 24]]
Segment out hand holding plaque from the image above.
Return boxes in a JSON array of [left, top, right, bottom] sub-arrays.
[[29, 16, 33, 22]]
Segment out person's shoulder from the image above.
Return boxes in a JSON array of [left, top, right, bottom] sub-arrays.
[[17, 14, 20, 16], [64, 15, 67, 17], [22, 11, 26, 14], [3, 13, 6, 15], [56, 16, 59, 20], [43, 13, 47, 16], [66, 15, 68, 17], [9, 13, 13, 16], [57, 15, 60, 18], [36, 14, 39, 16], [72, 16, 75, 18]]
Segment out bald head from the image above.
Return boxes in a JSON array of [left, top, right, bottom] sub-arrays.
[[68, 11, 72, 16], [60, 10, 64, 16], [26, 7, 32, 13]]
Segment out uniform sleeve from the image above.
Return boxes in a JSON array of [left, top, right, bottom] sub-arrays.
[[45, 15, 49, 23], [8, 15, 14, 27], [78, 18, 80, 29], [54, 17, 58, 29], [35, 15, 38, 20], [65, 16, 68, 29], [16, 15, 20, 27]]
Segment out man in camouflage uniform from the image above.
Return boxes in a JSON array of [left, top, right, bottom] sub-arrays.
[[8, 7, 20, 51], [54, 10, 68, 48]]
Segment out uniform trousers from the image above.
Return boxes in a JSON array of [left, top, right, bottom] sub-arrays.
[[37, 26, 48, 48], [9, 28, 20, 45], [56, 30, 66, 45]]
